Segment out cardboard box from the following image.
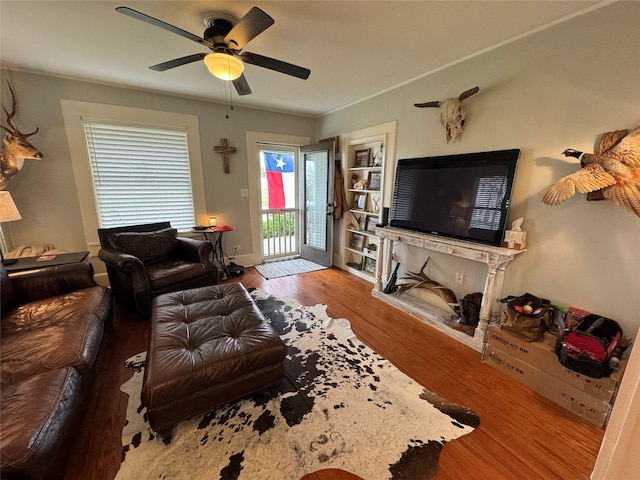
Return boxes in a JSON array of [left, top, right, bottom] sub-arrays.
[[486, 325, 623, 402], [482, 346, 612, 427], [482, 346, 538, 390], [536, 369, 612, 428]]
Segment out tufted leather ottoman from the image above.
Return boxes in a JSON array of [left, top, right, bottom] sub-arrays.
[[141, 283, 286, 432]]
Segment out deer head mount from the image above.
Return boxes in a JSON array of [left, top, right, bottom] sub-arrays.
[[415, 86, 479, 143], [1, 82, 43, 189]]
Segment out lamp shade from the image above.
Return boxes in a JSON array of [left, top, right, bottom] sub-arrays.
[[204, 53, 244, 81], [0, 191, 22, 223]]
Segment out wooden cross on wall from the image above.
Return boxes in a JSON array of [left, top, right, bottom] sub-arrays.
[[214, 138, 237, 174]]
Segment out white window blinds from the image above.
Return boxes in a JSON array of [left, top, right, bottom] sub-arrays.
[[82, 120, 195, 231]]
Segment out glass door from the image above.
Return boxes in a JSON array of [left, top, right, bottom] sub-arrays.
[[300, 142, 334, 266]]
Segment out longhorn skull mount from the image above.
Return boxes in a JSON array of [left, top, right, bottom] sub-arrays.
[[1, 82, 43, 189], [415, 86, 479, 143]]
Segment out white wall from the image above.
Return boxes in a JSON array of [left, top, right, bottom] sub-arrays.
[[318, 1, 640, 335], [0, 69, 315, 272]]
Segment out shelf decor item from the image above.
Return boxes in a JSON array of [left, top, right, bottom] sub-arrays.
[[350, 211, 364, 231], [354, 148, 371, 167], [364, 257, 376, 273], [353, 178, 368, 190], [372, 143, 384, 167], [368, 171, 381, 190], [365, 216, 378, 233], [352, 192, 366, 210], [370, 195, 380, 213], [350, 233, 364, 251]]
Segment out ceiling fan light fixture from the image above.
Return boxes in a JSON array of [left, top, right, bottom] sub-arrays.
[[204, 52, 244, 81]]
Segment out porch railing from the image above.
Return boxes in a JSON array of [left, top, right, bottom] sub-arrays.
[[261, 209, 298, 260]]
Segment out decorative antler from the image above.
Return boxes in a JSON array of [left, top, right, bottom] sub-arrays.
[[1, 82, 39, 137], [395, 258, 458, 309]]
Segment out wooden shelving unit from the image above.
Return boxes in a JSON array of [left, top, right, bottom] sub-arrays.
[[341, 135, 386, 282]]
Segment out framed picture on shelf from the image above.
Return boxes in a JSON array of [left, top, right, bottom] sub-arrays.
[[364, 257, 376, 274], [352, 192, 366, 210], [365, 215, 378, 233], [354, 148, 371, 167], [350, 233, 365, 251], [368, 171, 382, 190]]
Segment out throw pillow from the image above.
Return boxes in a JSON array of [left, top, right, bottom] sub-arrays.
[[115, 227, 178, 264]]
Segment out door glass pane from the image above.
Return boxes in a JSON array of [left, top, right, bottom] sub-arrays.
[[305, 151, 328, 249], [259, 149, 298, 260], [261, 151, 296, 210]]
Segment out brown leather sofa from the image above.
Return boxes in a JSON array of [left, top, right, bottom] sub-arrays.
[[98, 222, 218, 316], [0, 261, 113, 480]]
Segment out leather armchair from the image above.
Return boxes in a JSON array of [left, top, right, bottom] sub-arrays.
[[98, 222, 218, 316]]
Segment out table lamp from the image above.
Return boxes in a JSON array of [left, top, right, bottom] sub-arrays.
[[0, 191, 22, 265]]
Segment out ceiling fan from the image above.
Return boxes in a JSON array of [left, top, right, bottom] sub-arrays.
[[116, 6, 311, 96]]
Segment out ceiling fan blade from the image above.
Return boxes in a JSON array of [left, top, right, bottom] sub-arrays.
[[233, 74, 252, 96], [240, 52, 310, 80], [149, 53, 207, 71], [225, 7, 274, 50], [116, 6, 213, 49]]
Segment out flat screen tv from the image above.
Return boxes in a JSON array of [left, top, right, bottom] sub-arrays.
[[390, 149, 520, 247]]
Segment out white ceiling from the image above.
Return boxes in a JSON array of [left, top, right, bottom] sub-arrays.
[[1, 1, 607, 117]]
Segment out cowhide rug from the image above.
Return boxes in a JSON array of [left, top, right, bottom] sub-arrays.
[[116, 288, 479, 480]]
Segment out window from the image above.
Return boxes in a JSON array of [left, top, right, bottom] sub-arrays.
[[82, 120, 195, 231]]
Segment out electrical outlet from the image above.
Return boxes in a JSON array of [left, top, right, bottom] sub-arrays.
[[455, 272, 464, 286], [240, 189, 249, 197], [233, 245, 241, 252]]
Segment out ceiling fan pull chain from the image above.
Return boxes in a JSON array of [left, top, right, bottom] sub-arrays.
[[225, 81, 234, 119]]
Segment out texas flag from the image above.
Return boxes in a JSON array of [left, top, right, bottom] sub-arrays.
[[264, 152, 295, 209]]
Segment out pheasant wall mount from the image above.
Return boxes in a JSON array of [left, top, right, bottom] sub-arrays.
[[542, 125, 640, 218]]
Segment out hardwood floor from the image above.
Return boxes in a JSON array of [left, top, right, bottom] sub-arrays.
[[65, 267, 604, 480]]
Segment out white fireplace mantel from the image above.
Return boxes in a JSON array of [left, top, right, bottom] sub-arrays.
[[373, 226, 526, 352]]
